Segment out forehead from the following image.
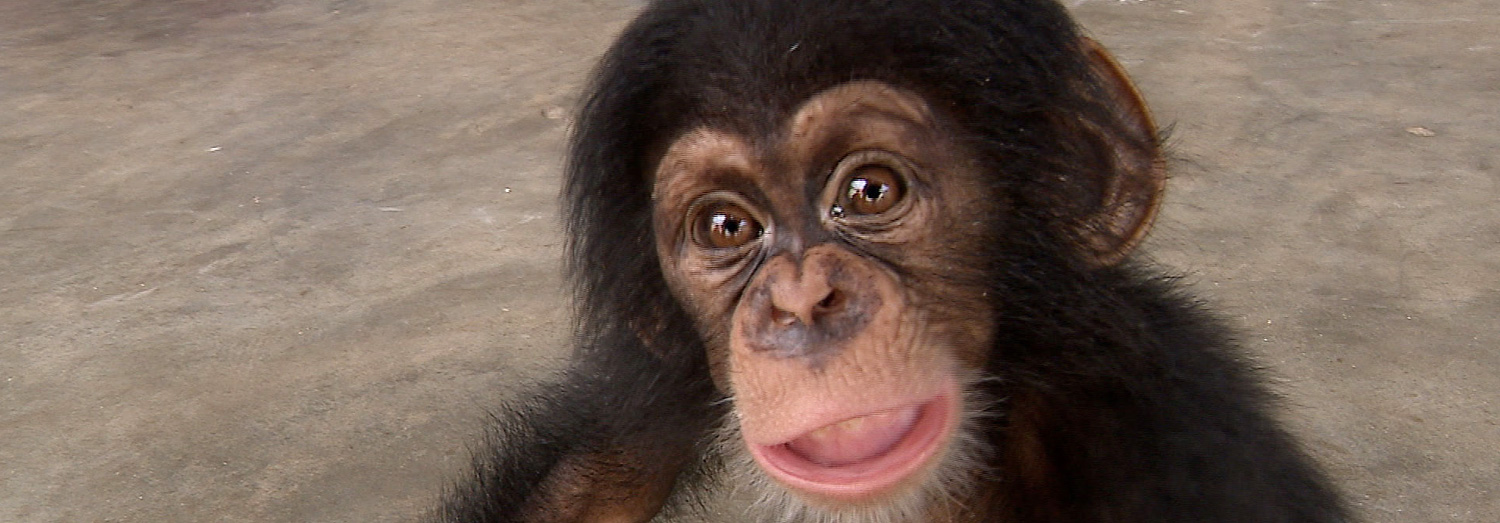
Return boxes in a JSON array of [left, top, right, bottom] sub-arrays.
[[652, 81, 936, 191], [783, 81, 934, 140]]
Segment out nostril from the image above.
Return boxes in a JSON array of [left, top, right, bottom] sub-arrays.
[[768, 288, 844, 328], [815, 289, 844, 314], [771, 307, 798, 327]]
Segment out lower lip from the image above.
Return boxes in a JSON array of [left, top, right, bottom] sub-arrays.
[[746, 394, 957, 501]]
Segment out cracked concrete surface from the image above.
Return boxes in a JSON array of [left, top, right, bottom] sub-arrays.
[[1, 0, 1495, 521]]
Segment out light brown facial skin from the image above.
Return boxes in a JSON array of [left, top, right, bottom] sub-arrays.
[[652, 81, 1000, 503]]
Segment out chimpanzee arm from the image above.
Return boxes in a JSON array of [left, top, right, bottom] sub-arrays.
[[436, 341, 720, 523]]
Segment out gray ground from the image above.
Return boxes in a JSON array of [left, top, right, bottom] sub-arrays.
[[1, 0, 1495, 521]]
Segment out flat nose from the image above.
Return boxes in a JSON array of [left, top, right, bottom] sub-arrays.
[[738, 247, 876, 359], [768, 270, 846, 328]]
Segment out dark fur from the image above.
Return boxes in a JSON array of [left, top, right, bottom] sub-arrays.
[[437, 0, 1348, 521]]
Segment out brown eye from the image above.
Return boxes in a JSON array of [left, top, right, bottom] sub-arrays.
[[841, 165, 904, 215], [693, 203, 763, 249]]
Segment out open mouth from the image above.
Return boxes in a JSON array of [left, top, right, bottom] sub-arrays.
[[747, 395, 956, 500]]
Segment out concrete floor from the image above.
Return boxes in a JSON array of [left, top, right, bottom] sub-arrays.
[[0, 0, 1494, 521]]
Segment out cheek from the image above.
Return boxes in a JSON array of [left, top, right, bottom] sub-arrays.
[[654, 251, 740, 392], [907, 292, 995, 371], [655, 240, 733, 321]]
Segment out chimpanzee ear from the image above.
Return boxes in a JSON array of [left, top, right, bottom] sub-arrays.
[[1076, 37, 1167, 266]]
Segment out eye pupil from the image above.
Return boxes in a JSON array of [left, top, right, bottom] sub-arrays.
[[842, 165, 903, 215], [850, 178, 888, 201], [712, 213, 743, 236], [696, 204, 762, 249]]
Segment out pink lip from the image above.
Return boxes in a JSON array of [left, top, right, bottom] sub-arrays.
[[746, 394, 957, 501]]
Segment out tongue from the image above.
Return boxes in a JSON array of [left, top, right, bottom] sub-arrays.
[[784, 406, 922, 467]]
